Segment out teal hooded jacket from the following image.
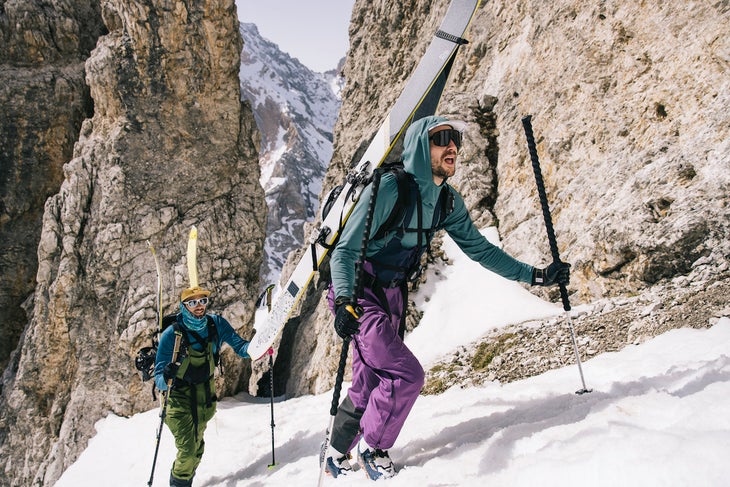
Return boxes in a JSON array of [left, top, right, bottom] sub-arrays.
[[330, 115, 534, 299]]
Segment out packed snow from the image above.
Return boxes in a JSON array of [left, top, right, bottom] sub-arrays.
[[55, 230, 730, 486]]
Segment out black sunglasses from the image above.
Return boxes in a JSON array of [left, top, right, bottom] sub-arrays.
[[429, 129, 462, 149], [184, 297, 209, 307]]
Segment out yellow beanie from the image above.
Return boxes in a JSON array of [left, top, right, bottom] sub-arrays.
[[181, 286, 211, 302]]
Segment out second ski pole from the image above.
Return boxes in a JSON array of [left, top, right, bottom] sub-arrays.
[[148, 332, 183, 486], [267, 347, 277, 469], [522, 115, 591, 395]]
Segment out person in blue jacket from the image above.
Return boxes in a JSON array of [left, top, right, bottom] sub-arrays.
[[154, 286, 251, 487], [323, 116, 571, 480]]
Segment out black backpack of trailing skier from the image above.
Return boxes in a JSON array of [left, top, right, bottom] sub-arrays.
[[134, 312, 223, 395]]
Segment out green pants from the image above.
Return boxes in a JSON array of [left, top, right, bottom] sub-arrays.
[[165, 385, 217, 481]]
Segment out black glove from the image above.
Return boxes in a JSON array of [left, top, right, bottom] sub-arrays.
[[163, 362, 179, 382], [532, 261, 571, 286], [333, 296, 361, 339]]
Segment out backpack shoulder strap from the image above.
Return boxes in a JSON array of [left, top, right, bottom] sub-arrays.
[[206, 316, 220, 366], [371, 166, 416, 241], [207, 316, 219, 350], [170, 318, 190, 359], [434, 183, 455, 229]]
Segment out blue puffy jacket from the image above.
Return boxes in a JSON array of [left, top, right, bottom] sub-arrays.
[[154, 313, 249, 391]]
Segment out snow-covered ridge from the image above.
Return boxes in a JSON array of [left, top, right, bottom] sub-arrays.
[[239, 22, 343, 283]]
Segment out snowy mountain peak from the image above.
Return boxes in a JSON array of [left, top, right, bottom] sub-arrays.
[[239, 22, 343, 283]]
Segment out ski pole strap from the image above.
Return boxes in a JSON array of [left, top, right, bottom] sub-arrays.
[[436, 30, 469, 45], [165, 332, 184, 390], [521, 115, 571, 312], [310, 242, 318, 271]]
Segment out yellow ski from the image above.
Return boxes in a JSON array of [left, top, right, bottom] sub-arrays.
[[187, 226, 199, 287]]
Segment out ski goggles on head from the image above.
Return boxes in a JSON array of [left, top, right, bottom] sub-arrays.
[[429, 128, 462, 149], [183, 297, 209, 307]]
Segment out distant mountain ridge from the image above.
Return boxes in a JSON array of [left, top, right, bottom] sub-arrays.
[[239, 22, 344, 284]]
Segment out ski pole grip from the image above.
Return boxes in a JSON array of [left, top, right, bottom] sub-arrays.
[[558, 282, 571, 312], [522, 115, 571, 312]]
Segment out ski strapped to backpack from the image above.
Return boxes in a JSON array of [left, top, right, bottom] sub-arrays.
[[135, 241, 164, 392], [247, 0, 482, 360]]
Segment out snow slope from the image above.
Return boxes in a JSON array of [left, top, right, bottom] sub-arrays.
[[56, 231, 730, 486]]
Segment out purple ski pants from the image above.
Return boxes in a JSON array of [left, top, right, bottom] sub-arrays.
[[328, 283, 425, 451]]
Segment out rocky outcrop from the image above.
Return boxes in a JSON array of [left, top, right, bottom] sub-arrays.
[[0, 0, 105, 373], [423, 263, 730, 394], [0, 1, 266, 485], [279, 0, 729, 397]]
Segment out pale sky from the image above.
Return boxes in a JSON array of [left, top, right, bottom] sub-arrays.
[[235, 0, 356, 72]]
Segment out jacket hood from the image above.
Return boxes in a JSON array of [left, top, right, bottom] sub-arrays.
[[402, 115, 465, 189]]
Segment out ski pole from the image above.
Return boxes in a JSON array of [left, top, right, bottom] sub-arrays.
[[255, 283, 278, 469], [267, 347, 277, 469], [147, 332, 183, 486], [317, 336, 351, 486], [317, 170, 382, 487], [521, 115, 591, 395]]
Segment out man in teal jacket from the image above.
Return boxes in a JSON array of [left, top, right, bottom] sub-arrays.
[[323, 116, 570, 480]]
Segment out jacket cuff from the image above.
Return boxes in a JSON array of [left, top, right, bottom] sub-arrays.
[[531, 267, 545, 285], [334, 296, 352, 311]]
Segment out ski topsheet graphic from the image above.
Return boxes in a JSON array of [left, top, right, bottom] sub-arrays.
[[248, 0, 481, 359]]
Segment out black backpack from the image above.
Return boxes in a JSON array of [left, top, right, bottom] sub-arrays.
[[317, 162, 454, 281], [134, 313, 219, 398]]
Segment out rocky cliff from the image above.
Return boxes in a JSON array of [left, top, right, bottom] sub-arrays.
[[278, 0, 729, 397], [0, 0, 105, 374], [0, 0, 266, 485]]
